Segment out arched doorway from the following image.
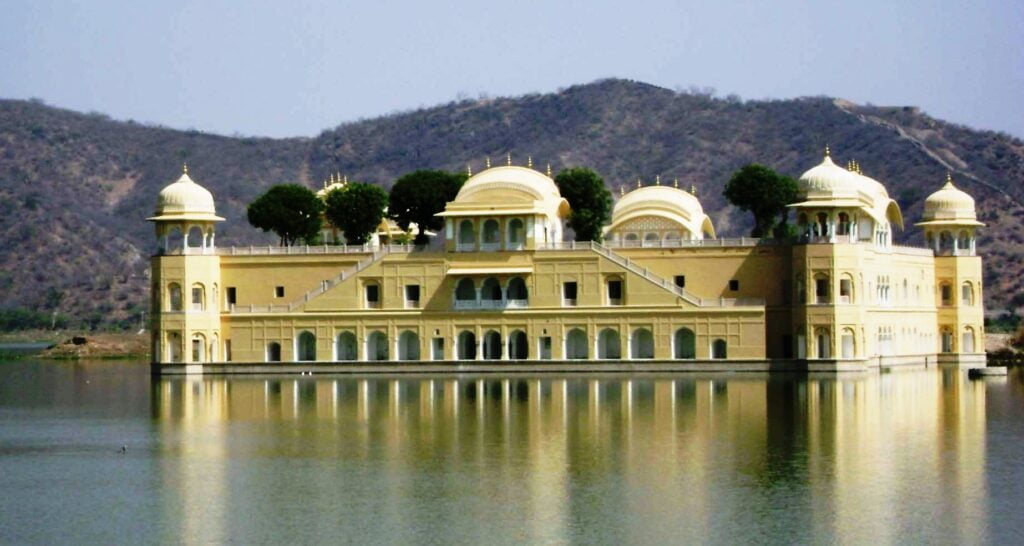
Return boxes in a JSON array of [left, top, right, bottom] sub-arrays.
[[507, 277, 528, 302], [191, 333, 206, 363], [566, 328, 588, 359], [631, 328, 654, 359], [457, 331, 477, 360], [598, 328, 621, 359], [167, 331, 182, 363], [336, 332, 357, 360], [711, 339, 727, 359], [367, 331, 389, 361], [674, 328, 695, 359], [508, 330, 528, 359], [296, 331, 316, 361], [815, 329, 831, 359], [483, 330, 502, 360], [266, 342, 281, 362], [841, 329, 855, 359], [398, 330, 420, 360], [962, 327, 975, 353]]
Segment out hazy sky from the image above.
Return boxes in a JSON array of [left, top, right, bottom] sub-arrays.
[[2, 0, 1021, 138]]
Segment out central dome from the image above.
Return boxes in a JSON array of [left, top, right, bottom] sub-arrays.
[[797, 155, 862, 197], [607, 184, 715, 239], [454, 166, 562, 202]]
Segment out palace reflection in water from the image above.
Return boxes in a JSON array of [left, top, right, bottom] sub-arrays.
[[151, 370, 989, 544]]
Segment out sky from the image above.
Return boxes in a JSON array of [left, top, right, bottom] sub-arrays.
[[1, 0, 1022, 138]]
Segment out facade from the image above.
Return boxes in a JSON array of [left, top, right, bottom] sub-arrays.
[[149, 152, 986, 374]]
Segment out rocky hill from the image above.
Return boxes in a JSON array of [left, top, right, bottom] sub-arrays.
[[1, 79, 1022, 329]]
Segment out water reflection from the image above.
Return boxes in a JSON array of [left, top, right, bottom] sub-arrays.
[[149, 370, 990, 543]]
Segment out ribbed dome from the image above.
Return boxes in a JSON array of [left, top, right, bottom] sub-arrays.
[[148, 168, 224, 222], [455, 166, 562, 202], [607, 184, 715, 239], [921, 175, 978, 223], [797, 155, 862, 197]]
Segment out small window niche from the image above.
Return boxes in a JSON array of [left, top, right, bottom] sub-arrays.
[[607, 278, 623, 306], [674, 275, 686, 288], [729, 279, 740, 291], [405, 284, 421, 308], [274, 286, 285, 298], [365, 283, 381, 309], [563, 281, 578, 307]]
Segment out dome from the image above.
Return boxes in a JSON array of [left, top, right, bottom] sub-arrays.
[[607, 184, 715, 239], [440, 165, 569, 219], [797, 154, 862, 197], [148, 167, 224, 222], [917, 174, 983, 226], [454, 165, 562, 203]]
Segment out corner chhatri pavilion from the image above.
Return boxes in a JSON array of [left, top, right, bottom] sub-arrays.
[[148, 151, 985, 374]]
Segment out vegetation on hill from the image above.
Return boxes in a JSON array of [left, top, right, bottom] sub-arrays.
[[1, 79, 1023, 329]]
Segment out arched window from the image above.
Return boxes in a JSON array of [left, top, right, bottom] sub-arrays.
[[939, 231, 954, 254], [941, 328, 954, 353], [940, 282, 953, 306], [165, 226, 183, 254], [508, 330, 528, 359], [482, 330, 502, 359], [266, 342, 281, 362], [814, 274, 830, 304], [336, 332, 357, 361], [597, 328, 621, 359], [816, 212, 828, 237], [962, 327, 975, 353], [481, 278, 502, 301], [455, 278, 476, 301], [625, 233, 640, 244], [367, 331, 389, 361], [296, 331, 316, 361], [506, 277, 528, 301], [482, 219, 500, 245], [508, 218, 524, 246], [191, 283, 205, 311], [457, 331, 477, 360], [674, 328, 696, 359], [816, 328, 831, 359], [187, 226, 204, 250], [643, 233, 659, 245], [664, 232, 681, 242], [839, 275, 854, 304], [958, 231, 970, 252], [398, 330, 420, 361], [961, 282, 973, 306], [168, 283, 183, 311], [631, 328, 654, 359], [565, 328, 588, 359], [458, 220, 475, 246], [711, 339, 727, 359], [841, 328, 855, 359], [167, 331, 182, 363], [837, 212, 850, 235]]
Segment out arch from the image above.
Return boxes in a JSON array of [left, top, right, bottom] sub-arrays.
[[457, 330, 477, 360], [265, 341, 281, 362], [366, 331, 389, 361], [458, 220, 475, 245], [565, 328, 588, 360], [940, 282, 953, 306], [482, 330, 502, 360], [841, 328, 855, 359], [506, 277, 528, 301], [186, 226, 204, 249], [481, 278, 502, 301], [958, 230, 970, 251], [940, 328, 954, 353], [210, 334, 219, 363], [398, 330, 420, 361], [168, 283, 183, 311], [296, 331, 316, 361], [711, 339, 727, 359], [643, 232, 659, 244], [190, 282, 206, 311], [664, 231, 681, 242], [507, 330, 528, 359], [813, 273, 830, 304], [335, 331, 357, 361], [961, 282, 974, 306], [507, 218, 525, 245], [597, 328, 621, 359], [962, 327, 975, 353], [939, 231, 954, 253], [674, 328, 696, 359], [482, 219, 500, 244], [815, 328, 831, 359], [165, 226, 184, 253], [837, 212, 851, 235], [455, 278, 476, 301], [624, 232, 640, 242], [839, 274, 854, 304], [630, 328, 654, 359], [167, 331, 182, 363], [816, 212, 828, 236]]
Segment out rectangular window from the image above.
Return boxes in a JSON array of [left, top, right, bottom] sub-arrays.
[[674, 275, 686, 288], [816, 278, 829, 304], [539, 336, 552, 360], [405, 285, 421, 308], [431, 338, 444, 360], [365, 284, 380, 308], [191, 339, 201, 362], [941, 284, 952, 306], [839, 279, 851, 303], [274, 286, 284, 298], [563, 282, 578, 306], [191, 287, 204, 311], [607, 280, 622, 305], [729, 279, 740, 291], [226, 287, 237, 307]]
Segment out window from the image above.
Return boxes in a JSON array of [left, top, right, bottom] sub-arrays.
[[274, 286, 284, 298], [432, 338, 445, 361], [815, 277, 830, 304], [961, 283, 973, 306], [839, 278, 852, 304], [563, 281, 578, 306], [711, 339, 727, 359], [940, 283, 952, 306], [168, 283, 182, 311], [405, 284, 421, 308], [266, 342, 281, 362], [729, 280, 739, 291], [365, 283, 380, 309], [607, 279, 623, 305], [191, 285, 205, 311], [224, 340, 232, 362], [674, 275, 686, 288], [192, 338, 203, 362], [226, 287, 237, 307], [539, 336, 552, 360]]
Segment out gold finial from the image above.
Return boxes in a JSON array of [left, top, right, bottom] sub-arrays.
[[336, 171, 342, 182], [690, 184, 697, 195], [182, 163, 188, 175], [945, 172, 953, 186], [619, 185, 625, 196], [323, 179, 327, 189], [467, 163, 472, 177], [527, 156, 533, 168], [485, 156, 491, 169], [636, 178, 642, 189], [506, 153, 512, 166], [329, 173, 335, 184], [343, 175, 348, 184], [824, 144, 831, 157], [546, 163, 552, 177], [673, 178, 679, 188], [655, 175, 661, 185]]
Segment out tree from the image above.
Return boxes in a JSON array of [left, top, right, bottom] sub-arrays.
[[554, 167, 612, 242], [388, 170, 467, 245], [723, 164, 799, 238], [324, 182, 389, 245], [246, 184, 324, 246]]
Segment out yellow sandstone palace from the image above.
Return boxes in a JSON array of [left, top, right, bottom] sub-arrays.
[[149, 151, 985, 374]]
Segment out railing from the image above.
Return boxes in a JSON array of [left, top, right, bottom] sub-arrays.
[[603, 238, 778, 249], [453, 299, 528, 310], [479, 242, 501, 252], [456, 242, 476, 252], [172, 243, 425, 256]]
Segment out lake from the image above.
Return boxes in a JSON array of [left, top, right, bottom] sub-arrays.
[[1, 359, 1022, 544]]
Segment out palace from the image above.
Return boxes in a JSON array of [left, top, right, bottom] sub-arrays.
[[148, 152, 985, 374]]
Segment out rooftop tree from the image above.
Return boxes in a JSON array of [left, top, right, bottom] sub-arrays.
[[324, 181, 389, 245], [246, 184, 324, 246], [554, 167, 612, 242], [388, 170, 467, 245], [723, 164, 799, 238]]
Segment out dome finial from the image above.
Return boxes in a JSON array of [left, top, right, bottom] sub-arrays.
[[619, 185, 625, 196], [182, 163, 189, 175], [527, 156, 533, 169], [485, 156, 491, 169], [824, 144, 831, 158], [690, 184, 697, 195], [673, 178, 679, 188], [546, 163, 552, 177], [945, 172, 954, 187], [636, 178, 642, 189], [330, 173, 335, 184], [506, 153, 512, 166], [655, 175, 661, 185], [467, 163, 472, 177]]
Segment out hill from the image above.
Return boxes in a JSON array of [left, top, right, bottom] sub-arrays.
[[1, 79, 1022, 329]]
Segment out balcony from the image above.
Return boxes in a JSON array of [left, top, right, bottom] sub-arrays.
[[453, 299, 528, 310]]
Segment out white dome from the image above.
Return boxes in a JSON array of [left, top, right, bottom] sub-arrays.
[[917, 175, 983, 226], [454, 166, 562, 203], [797, 155, 862, 197], [148, 168, 224, 222], [441, 165, 569, 219], [607, 184, 715, 239]]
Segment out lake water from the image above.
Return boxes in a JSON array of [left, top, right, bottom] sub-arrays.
[[1, 359, 1022, 544]]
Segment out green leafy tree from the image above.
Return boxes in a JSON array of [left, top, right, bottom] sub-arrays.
[[324, 182, 389, 245], [388, 170, 467, 245], [554, 167, 612, 242], [246, 184, 324, 246], [723, 164, 799, 238]]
